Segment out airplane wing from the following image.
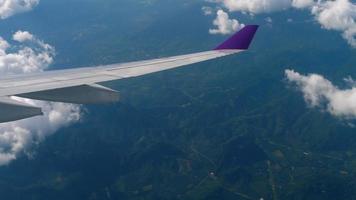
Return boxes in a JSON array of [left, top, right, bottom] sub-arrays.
[[0, 25, 259, 122]]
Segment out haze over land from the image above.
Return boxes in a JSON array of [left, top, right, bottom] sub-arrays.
[[0, 0, 356, 199]]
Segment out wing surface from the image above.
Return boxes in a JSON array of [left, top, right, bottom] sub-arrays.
[[0, 25, 259, 122]]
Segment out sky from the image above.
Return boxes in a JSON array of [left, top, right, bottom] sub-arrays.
[[0, 0, 355, 166]]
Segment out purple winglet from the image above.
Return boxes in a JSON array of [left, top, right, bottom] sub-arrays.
[[214, 25, 259, 50]]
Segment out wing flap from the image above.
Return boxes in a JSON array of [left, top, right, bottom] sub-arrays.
[[17, 84, 119, 104], [0, 97, 42, 122]]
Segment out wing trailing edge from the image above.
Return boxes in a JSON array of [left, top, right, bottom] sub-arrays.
[[18, 84, 119, 104], [0, 97, 42, 122], [0, 83, 119, 122]]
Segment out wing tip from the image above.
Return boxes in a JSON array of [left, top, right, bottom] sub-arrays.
[[214, 25, 259, 50]]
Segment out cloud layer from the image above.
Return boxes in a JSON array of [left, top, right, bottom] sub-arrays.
[[286, 69, 356, 119], [311, 0, 356, 47], [219, 0, 292, 14], [292, 0, 315, 9], [0, 31, 53, 74], [0, 31, 81, 166], [209, 9, 245, 35], [209, 0, 356, 47], [216, 0, 316, 13], [0, 0, 39, 19]]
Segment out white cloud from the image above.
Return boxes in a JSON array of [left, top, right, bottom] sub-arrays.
[[216, 0, 315, 13], [218, 0, 292, 14], [209, 9, 245, 35], [265, 17, 273, 23], [202, 6, 213, 15], [0, 0, 39, 19], [292, 0, 315, 9], [209, 0, 356, 47], [0, 33, 53, 74], [285, 69, 356, 119], [13, 30, 34, 42], [0, 31, 81, 166], [311, 0, 356, 47]]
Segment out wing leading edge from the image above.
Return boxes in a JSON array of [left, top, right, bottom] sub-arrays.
[[0, 25, 259, 122]]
